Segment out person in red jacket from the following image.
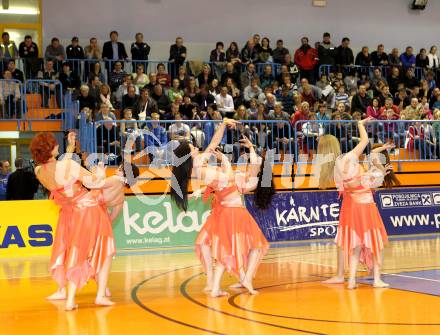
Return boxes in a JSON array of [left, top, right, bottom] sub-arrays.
[[294, 37, 318, 84]]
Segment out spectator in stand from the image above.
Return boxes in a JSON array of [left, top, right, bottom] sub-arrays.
[[244, 78, 262, 106], [169, 112, 190, 141], [378, 85, 393, 107], [351, 84, 371, 115], [432, 94, 440, 110], [98, 84, 114, 111], [151, 84, 171, 117], [168, 78, 184, 103], [121, 84, 140, 110], [221, 62, 240, 88], [343, 68, 357, 92], [45, 37, 66, 71], [168, 37, 187, 78], [156, 63, 171, 87], [77, 84, 97, 113], [318, 32, 336, 66], [66, 37, 85, 76], [265, 92, 277, 111], [37, 59, 61, 108], [197, 63, 215, 87], [283, 54, 300, 83], [316, 102, 331, 120], [133, 88, 157, 120], [6, 158, 39, 200], [130, 32, 151, 72], [335, 37, 354, 68], [371, 44, 389, 66], [301, 85, 317, 108], [194, 84, 215, 111], [371, 67, 388, 93], [132, 64, 149, 89], [404, 67, 419, 89], [87, 61, 104, 84], [0, 160, 10, 200], [88, 74, 101, 100], [19, 35, 39, 78], [273, 39, 289, 64], [0, 32, 18, 60], [175, 66, 189, 89], [428, 46, 439, 72], [210, 41, 226, 62], [426, 71, 437, 90], [388, 66, 403, 95], [209, 78, 220, 96], [355, 46, 372, 67], [379, 97, 400, 119], [0, 70, 22, 118], [367, 97, 381, 119], [394, 87, 411, 110], [334, 85, 350, 108], [95, 103, 116, 122], [294, 37, 318, 84], [258, 37, 272, 63], [84, 37, 101, 60], [298, 78, 321, 101], [268, 102, 291, 151], [260, 64, 275, 89], [108, 61, 127, 92], [388, 48, 401, 67], [120, 108, 140, 152], [59, 62, 80, 93], [291, 101, 311, 132], [184, 77, 199, 100], [416, 48, 429, 70], [241, 38, 259, 64], [102, 31, 128, 73], [143, 112, 168, 163], [142, 72, 157, 92], [215, 86, 235, 117], [240, 63, 259, 90], [233, 105, 249, 121], [302, 112, 324, 151], [401, 97, 423, 120], [277, 87, 295, 113], [400, 46, 416, 69], [96, 117, 120, 155], [226, 41, 242, 72], [6, 60, 24, 83]]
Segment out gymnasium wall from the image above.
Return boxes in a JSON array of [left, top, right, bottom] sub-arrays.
[[42, 0, 440, 60]]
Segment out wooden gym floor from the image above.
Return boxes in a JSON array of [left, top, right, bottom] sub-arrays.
[[1, 236, 440, 335]]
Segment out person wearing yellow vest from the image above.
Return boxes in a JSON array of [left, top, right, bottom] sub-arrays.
[[0, 32, 18, 59]]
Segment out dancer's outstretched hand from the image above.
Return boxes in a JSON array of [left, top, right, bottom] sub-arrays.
[[239, 135, 253, 149], [358, 116, 374, 126]]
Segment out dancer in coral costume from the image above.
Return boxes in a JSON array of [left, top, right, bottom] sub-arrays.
[[317, 117, 393, 289], [31, 132, 116, 310], [171, 119, 271, 297]]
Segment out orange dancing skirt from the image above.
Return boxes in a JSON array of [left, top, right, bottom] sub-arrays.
[[50, 188, 116, 289], [195, 205, 269, 278], [336, 191, 388, 270]]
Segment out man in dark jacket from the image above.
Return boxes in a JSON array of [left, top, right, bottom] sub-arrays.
[[6, 158, 39, 200], [318, 32, 336, 66], [336, 37, 354, 68], [168, 37, 186, 78], [193, 84, 215, 111], [102, 31, 128, 72], [131, 33, 151, 72], [66, 37, 85, 76], [351, 85, 371, 115], [273, 39, 289, 64]]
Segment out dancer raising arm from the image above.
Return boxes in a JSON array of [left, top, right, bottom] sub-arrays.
[[317, 117, 393, 289], [171, 119, 270, 297], [31, 132, 116, 310]]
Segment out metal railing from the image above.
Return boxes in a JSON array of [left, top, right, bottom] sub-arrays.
[[0, 79, 23, 119], [318, 64, 425, 81], [294, 119, 440, 163], [91, 119, 293, 166]]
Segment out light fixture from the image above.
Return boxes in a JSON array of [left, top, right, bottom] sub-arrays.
[[411, 0, 428, 10], [0, 7, 39, 15], [312, 0, 327, 7]]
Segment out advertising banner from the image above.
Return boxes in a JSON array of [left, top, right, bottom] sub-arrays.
[[112, 195, 211, 249], [0, 200, 59, 258]]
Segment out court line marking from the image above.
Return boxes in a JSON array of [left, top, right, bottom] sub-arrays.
[[382, 272, 440, 283], [179, 273, 327, 335]]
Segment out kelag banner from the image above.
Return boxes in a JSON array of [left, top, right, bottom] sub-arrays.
[[245, 188, 440, 241], [112, 195, 211, 249]]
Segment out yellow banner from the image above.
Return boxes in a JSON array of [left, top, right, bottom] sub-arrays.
[[0, 200, 59, 258]]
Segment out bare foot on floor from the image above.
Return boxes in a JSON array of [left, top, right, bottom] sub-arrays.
[[242, 279, 258, 295], [105, 288, 111, 297], [229, 282, 244, 289], [347, 279, 358, 290], [373, 280, 389, 288], [95, 297, 115, 306], [65, 303, 78, 311], [46, 289, 66, 301], [203, 286, 212, 293], [322, 276, 345, 284], [210, 290, 229, 298]]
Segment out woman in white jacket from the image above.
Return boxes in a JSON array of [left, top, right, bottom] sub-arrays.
[[427, 46, 439, 70]]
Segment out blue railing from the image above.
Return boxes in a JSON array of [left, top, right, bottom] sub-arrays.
[[0, 79, 23, 119], [90, 119, 293, 166], [294, 119, 440, 163]]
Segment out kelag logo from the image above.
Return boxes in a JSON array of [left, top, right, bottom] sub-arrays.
[[0, 225, 53, 249]]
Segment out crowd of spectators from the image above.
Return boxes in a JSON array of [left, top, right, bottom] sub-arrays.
[[1, 30, 440, 160]]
